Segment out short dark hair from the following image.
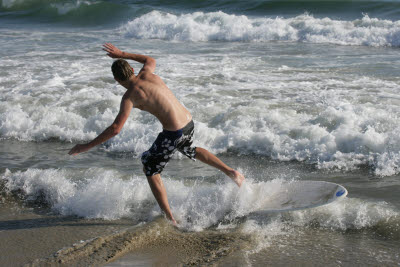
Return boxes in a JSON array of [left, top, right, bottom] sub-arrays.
[[111, 59, 133, 81]]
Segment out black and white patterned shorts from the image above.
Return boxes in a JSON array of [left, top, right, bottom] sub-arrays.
[[141, 120, 197, 176]]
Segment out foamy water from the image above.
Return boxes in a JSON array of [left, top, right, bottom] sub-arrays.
[[2, 168, 398, 234], [1, 29, 399, 175], [121, 11, 400, 47]]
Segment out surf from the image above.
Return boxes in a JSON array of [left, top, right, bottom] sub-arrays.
[[121, 11, 400, 47], [2, 168, 398, 233]]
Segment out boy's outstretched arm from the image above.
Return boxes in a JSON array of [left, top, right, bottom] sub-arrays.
[[102, 43, 156, 73], [68, 94, 133, 156]]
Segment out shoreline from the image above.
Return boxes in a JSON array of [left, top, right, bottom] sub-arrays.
[[26, 217, 250, 267]]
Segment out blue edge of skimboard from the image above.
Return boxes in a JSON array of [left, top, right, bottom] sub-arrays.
[[336, 189, 346, 197]]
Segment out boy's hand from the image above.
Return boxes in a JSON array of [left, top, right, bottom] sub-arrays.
[[103, 43, 124, 58], [68, 144, 90, 156]]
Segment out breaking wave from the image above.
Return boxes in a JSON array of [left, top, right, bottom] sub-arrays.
[[121, 11, 400, 47], [1, 168, 399, 234]]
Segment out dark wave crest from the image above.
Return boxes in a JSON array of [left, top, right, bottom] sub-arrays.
[[0, 0, 141, 27], [1, 0, 399, 27]]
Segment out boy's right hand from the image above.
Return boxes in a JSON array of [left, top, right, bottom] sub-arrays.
[[103, 43, 124, 58]]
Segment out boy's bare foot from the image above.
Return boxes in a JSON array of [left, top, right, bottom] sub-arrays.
[[227, 169, 245, 187]]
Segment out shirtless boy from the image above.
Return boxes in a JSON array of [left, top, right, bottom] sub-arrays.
[[69, 43, 245, 224]]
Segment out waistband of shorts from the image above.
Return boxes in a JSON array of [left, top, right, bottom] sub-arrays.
[[162, 120, 194, 135]]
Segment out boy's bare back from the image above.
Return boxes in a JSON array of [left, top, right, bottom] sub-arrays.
[[126, 70, 192, 131]]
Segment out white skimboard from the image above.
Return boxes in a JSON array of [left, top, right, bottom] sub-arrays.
[[252, 180, 348, 213]]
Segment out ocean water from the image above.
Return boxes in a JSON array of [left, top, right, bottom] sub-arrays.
[[1, 0, 400, 266]]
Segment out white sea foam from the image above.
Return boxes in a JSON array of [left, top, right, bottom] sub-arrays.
[[2, 168, 156, 220], [1, 28, 400, 176], [2, 168, 398, 233], [121, 11, 400, 47]]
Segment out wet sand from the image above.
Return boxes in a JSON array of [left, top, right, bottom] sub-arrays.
[[0, 188, 249, 267], [0, 204, 134, 267], [29, 217, 250, 267]]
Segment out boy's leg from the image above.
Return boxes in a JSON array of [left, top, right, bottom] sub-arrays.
[[146, 173, 176, 225], [195, 147, 245, 187]]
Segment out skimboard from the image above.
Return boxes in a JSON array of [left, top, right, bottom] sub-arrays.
[[252, 180, 348, 213]]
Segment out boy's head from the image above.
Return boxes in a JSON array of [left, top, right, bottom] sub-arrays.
[[111, 59, 134, 82]]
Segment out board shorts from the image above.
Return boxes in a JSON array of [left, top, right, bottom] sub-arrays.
[[141, 120, 197, 176]]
